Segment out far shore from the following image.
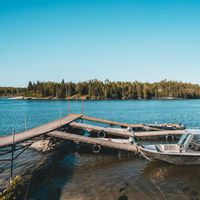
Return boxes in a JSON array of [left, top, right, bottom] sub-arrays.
[[4, 96, 199, 100]]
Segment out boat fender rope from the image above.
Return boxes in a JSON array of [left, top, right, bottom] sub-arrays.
[[137, 147, 152, 161], [135, 145, 139, 154]]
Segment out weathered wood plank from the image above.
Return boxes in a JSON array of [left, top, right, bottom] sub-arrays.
[[48, 131, 138, 152], [0, 114, 82, 148], [70, 122, 133, 138], [81, 116, 185, 131], [81, 116, 144, 128], [70, 122, 185, 138]]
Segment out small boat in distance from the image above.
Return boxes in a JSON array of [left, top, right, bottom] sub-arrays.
[[138, 129, 200, 165]]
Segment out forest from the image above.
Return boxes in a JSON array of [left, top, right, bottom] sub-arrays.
[[1, 79, 200, 99]]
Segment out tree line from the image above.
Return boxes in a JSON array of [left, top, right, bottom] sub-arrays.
[[1, 79, 200, 99]]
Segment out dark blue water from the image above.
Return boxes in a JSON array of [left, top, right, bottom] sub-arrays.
[[1, 98, 200, 200]]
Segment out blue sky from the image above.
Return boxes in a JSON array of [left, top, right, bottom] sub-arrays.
[[0, 0, 200, 87]]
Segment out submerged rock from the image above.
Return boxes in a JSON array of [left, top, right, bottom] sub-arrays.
[[30, 139, 51, 152], [29, 138, 61, 152]]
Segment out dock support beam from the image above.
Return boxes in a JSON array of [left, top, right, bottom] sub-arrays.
[[68, 100, 70, 114], [24, 115, 27, 131]]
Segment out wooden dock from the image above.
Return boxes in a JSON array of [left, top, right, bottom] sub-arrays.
[[0, 114, 82, 148], [48, 131, 138, 153], [81, 115, 174, 131], [0, 113, 185, 151], [70, 122, 184, 138], [0, 114, 185, 149], [0, 113, 187, 181], [81, 116, 145, 128]]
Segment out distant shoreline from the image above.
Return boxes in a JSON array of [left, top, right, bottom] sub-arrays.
[[1, 80, 200, 100], [3, 96, 199, 100]]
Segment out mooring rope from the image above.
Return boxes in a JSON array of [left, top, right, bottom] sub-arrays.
[[137, 146, 152, 161], [24, 174, 32, 200]]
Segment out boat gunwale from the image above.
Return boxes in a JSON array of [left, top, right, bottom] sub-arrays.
[[139, 145, 200, 156]]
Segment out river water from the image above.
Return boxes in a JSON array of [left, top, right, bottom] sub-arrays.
[[0, 98, 200, 200]]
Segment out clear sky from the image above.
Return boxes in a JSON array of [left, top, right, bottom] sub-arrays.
[[0, 0, 200, 87]]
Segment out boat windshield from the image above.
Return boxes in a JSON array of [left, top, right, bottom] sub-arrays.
[[178, 130, 200, 152], [178, 133, 188, 146], [181, 134, 193, 150], [178, 132, 194, 151]]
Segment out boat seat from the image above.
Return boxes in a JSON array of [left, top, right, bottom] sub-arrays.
[[190, 141, 200, 151]]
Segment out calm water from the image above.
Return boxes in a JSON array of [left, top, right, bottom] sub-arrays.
[[1, 98, 200, 200]]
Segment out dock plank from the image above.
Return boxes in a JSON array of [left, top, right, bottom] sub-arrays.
[[81, 116, 144, 128], [70, 122, 185, 138], [48, 131, 138, 152], [0, 114, 82, 148]]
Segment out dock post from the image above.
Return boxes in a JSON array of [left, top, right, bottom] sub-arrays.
[[24, 114, 27, 131], [10, 128, 16, 179], [59, 108, 62, 126], [82, 99, 84, 115], [68, 100, 70, 114], [24, 115, 28, 156], [81, 99, 84, 123]]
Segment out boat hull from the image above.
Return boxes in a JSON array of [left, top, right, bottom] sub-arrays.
[[139, 147, 200, 165]]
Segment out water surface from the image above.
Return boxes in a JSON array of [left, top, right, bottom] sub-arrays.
[[0, 99, 200, 200]]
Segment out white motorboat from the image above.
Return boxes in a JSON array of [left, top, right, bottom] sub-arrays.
[[139, 129, 200, 165]]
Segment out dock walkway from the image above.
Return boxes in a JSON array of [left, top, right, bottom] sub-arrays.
[[70, 122, 184, 138], [0, 114, 185, 151], [48, 131, 138, 153], [0, 114, 186, 181], [0, 114, 82, 148], [82, 115, 144, 128], [81, 115, 181, 131]]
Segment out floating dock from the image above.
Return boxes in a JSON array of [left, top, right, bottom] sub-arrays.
[[81, 115, 144, 128], [0, 114, 184, 149], [48, 131, 138, 152], [0, 113, 186, 179], [70, 122, 184, 138], [0, 114, 82, 148]]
